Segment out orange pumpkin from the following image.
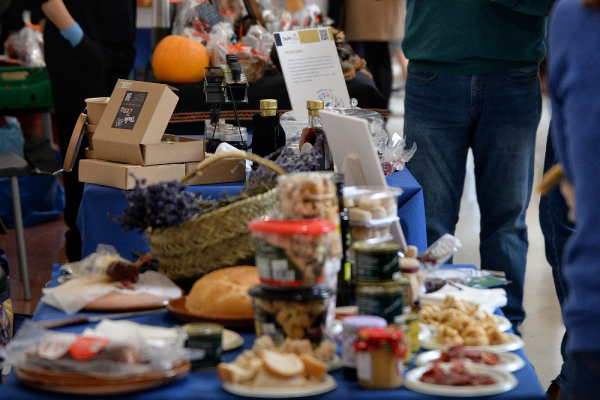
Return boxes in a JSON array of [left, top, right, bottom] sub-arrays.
[[152, 35, 210, 84]]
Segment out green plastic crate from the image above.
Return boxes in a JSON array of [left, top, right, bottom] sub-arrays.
[[0, 66, 53, 110]]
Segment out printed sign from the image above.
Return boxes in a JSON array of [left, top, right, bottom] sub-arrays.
[[196, 2, 225, 28], [274, 28, 350, 112], [111, 90, 148, 130]]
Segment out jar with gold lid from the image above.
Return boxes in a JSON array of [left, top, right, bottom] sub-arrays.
[[354, 327, 408, 389]]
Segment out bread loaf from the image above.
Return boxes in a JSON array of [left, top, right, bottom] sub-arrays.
[[185, 266, 259, 317]]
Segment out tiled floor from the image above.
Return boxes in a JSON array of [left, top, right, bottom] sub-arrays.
[[3, 74, 562, 394]]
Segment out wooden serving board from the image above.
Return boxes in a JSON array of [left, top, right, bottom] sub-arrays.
[[14, 361, 191, 395], [83, 290, 181, 312]]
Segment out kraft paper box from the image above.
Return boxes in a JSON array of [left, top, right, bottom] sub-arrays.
[[79, 159, 186, 190], [92, 79, 204, 165], [185, 154, 246, 185]]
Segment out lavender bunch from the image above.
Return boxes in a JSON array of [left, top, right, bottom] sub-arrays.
[[113, 179, 204, 232]]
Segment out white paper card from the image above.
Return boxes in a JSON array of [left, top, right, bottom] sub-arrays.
[[274, 28, 350, 112]]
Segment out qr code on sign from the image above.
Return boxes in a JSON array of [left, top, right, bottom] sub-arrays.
[[319, 29, 330, 41]]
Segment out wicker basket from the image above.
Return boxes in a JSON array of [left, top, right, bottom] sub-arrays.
[[147, 151, 286, 281]]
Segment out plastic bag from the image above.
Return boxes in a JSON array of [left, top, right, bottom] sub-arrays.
[[4, 11, 45, 66], [205, 21, 236, 55], [0, 320, 200, 378], [242, 25, 275, 57], [60, 244, 128, 282], [211, 42, 268, 82], [380, 132, 417, 175]]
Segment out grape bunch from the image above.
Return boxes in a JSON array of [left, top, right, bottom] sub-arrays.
[[114, 178, 204, 232]]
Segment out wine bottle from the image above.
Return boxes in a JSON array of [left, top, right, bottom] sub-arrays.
[[299, 100, 333, 170], [251, 99, 286, 158]]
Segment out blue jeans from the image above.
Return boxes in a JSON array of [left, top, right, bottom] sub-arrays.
[[404, 66, 541, 330], [539, 127, 575, 388], [564, 352, 600, 399]]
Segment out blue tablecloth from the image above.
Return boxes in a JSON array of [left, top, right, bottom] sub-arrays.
[[0, 265, 546, 399], [76, 168, 428, 261]]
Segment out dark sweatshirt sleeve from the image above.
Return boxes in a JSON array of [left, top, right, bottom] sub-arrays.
[[492, 0, 554, 16]]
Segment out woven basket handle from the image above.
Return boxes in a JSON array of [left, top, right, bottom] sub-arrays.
[[180, 151, 286, 183]]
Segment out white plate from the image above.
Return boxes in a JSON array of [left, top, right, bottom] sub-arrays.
[[327, 354, 342, 372], [420, 333, 524, 352], [222, 374, 337, 398], [415, 350, 525, 372], [419, 324, 431, 342], [422, 315, 512, 333], [404, 363, 518, 397], [223, 329, 244, 352]]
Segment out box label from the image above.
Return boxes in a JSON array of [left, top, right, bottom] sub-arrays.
[[111, 90, 148, 130]]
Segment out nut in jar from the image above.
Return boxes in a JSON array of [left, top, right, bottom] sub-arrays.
[[277, 172, 342, 258]]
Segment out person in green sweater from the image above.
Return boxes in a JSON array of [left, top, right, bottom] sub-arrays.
[[402, 0, 553, 335]]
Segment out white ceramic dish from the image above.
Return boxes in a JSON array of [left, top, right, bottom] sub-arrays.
[[420, 333, 524, 352], [223, 330, 244, 352], [415, 350, 525, 372], [404, 363, 518, 397], [222, 374, 337, 398]]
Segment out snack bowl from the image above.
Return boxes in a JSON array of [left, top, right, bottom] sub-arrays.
[[248, 284, 334, 345], [248, 217, 335, 287], [344, 186, 403, 220], [349, 216, 398, 243]]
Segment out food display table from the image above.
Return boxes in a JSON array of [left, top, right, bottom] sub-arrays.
[[76, 167, 427, 261], [0, 264, 547, 399]]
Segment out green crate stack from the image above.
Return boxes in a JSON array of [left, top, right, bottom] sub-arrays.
[[0, 66, 53, 110]]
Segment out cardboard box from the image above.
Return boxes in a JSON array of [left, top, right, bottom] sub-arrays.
[[185, 154, 246, 185], [79, 159, 186, 190], [92, 79, 204, 165]]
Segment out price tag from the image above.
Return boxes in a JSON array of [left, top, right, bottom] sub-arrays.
[[37, 333, 78, 360], [195, 2, 224, 28]]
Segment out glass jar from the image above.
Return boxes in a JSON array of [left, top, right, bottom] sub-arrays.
[[354, 327, 407, 389], [337, 315, 387, 381], [182, 323, 223, 370]]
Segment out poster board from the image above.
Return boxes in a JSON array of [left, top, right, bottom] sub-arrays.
[[274, 28, 350, 112], [320, 111, 408, 250]]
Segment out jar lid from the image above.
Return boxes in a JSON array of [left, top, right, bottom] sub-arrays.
[[248, 284, 334, 302], [353, 241, 401, 254], [354, 327, 407, 358], [248, 217, 335, 235], [307, 100, 324, 110], [341, 316, 387, 334], [182, 323, 223, 336], [260, 99, 278, 110]]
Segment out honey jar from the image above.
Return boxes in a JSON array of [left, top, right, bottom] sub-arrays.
[[354, 327, 408, 389]]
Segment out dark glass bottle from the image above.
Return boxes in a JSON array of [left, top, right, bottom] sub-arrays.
[[333, 172, 351, 307], [251, 99, 286, 158], [299, 100, 333, 170]]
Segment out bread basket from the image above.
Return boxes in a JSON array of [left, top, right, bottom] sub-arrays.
[[146, 151, 285, 281]]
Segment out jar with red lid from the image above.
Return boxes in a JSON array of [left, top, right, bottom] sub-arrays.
[[248, 217, 335, 287], [354, 327, 408, 389]]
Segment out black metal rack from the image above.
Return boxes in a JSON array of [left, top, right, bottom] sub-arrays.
[[203, 55, 249, 153]]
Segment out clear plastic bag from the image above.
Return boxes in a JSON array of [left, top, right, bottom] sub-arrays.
[[60, 244, 127, 282], [0, 320, 200, 378], [242, 25, 275, 57], [211, 42, 268, 82], [4, 11, 45, 66]]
